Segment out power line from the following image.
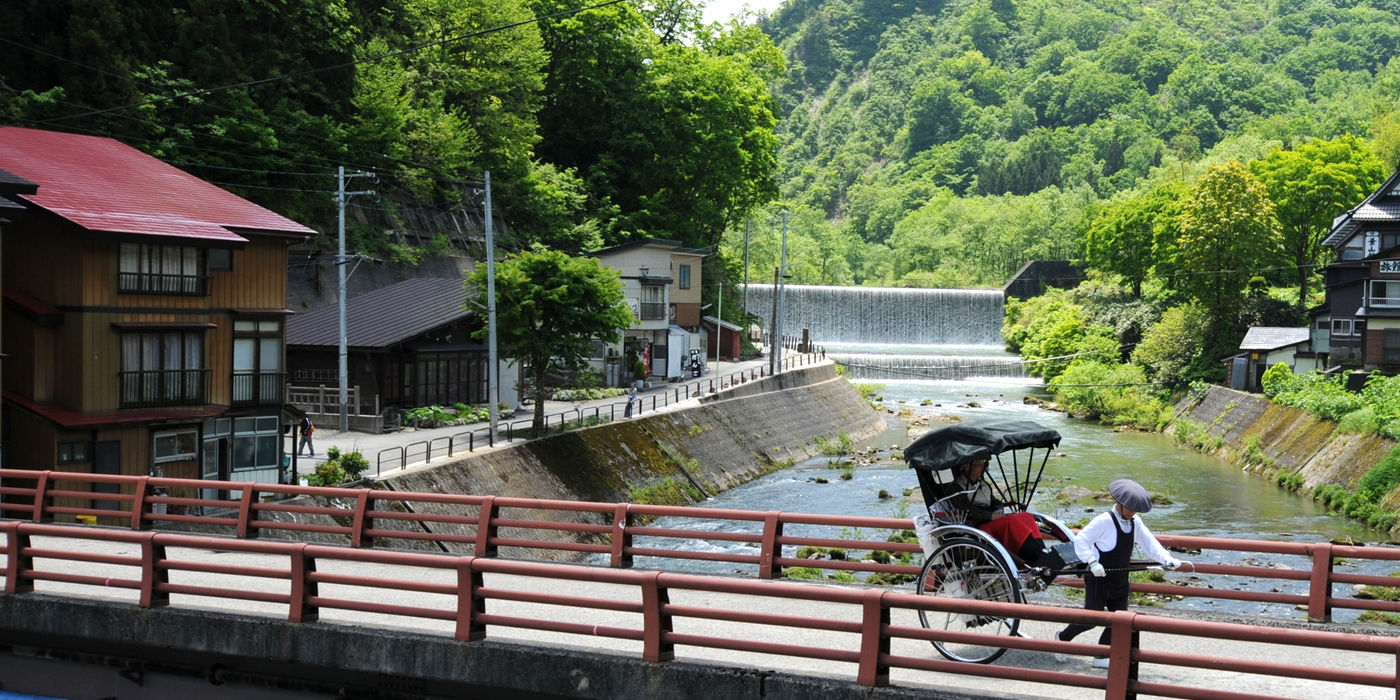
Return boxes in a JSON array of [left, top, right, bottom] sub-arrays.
[[21, 0, 627, 125]]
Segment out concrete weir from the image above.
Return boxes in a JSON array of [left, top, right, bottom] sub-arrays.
[[252, 362, 888, 555]]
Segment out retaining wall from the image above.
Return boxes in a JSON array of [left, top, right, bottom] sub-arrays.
[[1172, 386, 1396, 517], [251, 363, 886, 554]]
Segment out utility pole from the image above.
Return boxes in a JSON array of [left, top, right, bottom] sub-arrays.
[[775, 211, 789, 373], [713, 283, 722, 377], [336, 166, 375, 432], [769, 266, 780, 375], [484, 171, 500, 444], [742, 219, 751, 316]]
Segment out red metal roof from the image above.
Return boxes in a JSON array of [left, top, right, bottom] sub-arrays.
[[3, 389, 225, 429], [0, 127, 316, 245]]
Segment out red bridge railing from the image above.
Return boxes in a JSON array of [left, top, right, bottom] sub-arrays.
[[0, 520, 1396, 700], [0, 468, 1395, 623]]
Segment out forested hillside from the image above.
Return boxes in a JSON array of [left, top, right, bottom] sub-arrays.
[[0, 0, 782, 258], [728, 0, 1400, 288]]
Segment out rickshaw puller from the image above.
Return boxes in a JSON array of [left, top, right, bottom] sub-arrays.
[[1055, 478, 1192, 668]]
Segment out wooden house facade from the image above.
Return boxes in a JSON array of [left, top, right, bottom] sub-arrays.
[[0, 127, 314, 513], [1318, 165, 1400, 370]]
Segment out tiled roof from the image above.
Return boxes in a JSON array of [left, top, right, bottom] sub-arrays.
[[1324, 167, 1400, 248], [0, 127, 315, 245], [286, 277, 473, 349], [1239, 326, 1311, 351]]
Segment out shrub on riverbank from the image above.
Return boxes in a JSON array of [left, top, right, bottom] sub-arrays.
[[1048, 360, 1172, 430], [1262, 364, 1400, 439]]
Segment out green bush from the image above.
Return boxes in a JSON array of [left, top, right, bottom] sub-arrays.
[[1268, 371, 1363, 421], [1338, 406, 1380, 435], [1131, 302, 1209, 386], [1363, 374, 1400, 440], [1049, 360, 1170, 430]]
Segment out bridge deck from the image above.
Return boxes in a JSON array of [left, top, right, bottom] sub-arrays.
[[15, 535, 1391, 700]]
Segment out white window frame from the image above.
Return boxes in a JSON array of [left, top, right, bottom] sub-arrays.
[[153, 429, 199, 463], [1333, 319, 1354, 336], [1374, 280, 1400, 308]]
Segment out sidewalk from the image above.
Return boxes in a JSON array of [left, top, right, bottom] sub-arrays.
[[293, 352, 808, 478]]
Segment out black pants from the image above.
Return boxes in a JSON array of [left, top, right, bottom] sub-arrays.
[[1058, 589, 1128, 652]]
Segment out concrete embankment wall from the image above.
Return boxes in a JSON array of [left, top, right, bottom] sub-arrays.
[[250, 363, 886, 554], [1172, 386, 1396, 515]]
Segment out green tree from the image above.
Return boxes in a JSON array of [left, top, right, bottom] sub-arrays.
[[468, 247, 633, 435], [1177, 160, 1281, 326], [1130, 302, 1209, 386], [1250, 135, 1386, 306]]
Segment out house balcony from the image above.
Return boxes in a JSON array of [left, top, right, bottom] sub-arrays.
[[639, 303, 667, 321], [232, 372, 285, 406], [118, 272, 211, 296], [119, 369, 211, 409]]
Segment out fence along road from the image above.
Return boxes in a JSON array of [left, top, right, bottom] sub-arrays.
[[371, 350, 827, 476], [3, 474, 1400, 698]]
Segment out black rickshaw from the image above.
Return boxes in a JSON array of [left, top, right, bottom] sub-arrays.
[[904, 419, 1080, 664]]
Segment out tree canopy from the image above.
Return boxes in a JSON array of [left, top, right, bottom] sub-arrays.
[[468, 247, 632, 434], [0, 0, 783, 256]]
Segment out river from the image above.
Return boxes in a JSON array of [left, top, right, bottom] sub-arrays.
[[631, 341, 1392, 622]]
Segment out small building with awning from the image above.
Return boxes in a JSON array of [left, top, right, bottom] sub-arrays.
[[704, 315, 742, 361]]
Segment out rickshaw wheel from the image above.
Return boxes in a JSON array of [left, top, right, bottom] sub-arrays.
[[917, 538, 1021, 664]]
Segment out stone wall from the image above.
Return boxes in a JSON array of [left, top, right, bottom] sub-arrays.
[[1172, 386, 1395, 510], [250, 363, 886, 555]]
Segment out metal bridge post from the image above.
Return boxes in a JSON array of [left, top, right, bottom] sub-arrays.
[[1308, 543, 1334, 622], [610, 504, 633, 568], [30, 472, 52, 523], [139, 531, 169, 608], [455, 556, 485, 641], [642, 572, 674, 662], [289, 543, 319, 623], [474, 496, 499, 558], [130, 476, 152, 530], [1104, 610, 1139, 700], [759, 512, 784, 579], [236, 487, 262, 539], [349, 489, 374, 548], [2, 522, 33, 594], [857, 589, 890, 686]]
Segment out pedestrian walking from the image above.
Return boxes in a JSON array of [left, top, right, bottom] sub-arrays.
[[624, 387, 637, 418], [299, 415, 316, 457], [1054, 478, 1192, 669]]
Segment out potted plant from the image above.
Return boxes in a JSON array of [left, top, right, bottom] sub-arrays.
[[632, 359, 648, 389]]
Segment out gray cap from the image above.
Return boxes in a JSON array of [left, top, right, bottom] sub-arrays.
[[1109, 479, 1152, 513]]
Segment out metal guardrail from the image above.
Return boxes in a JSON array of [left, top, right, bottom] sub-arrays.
[[1, 519, 1397, 700], [373, 350, 828, 475], [0, 468, 1397, 625]]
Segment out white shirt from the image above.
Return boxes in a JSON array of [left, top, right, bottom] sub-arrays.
[[1073, 509, 1179, 569]]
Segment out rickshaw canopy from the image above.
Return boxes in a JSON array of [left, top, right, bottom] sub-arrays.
[[905, 419, 1061, 472]]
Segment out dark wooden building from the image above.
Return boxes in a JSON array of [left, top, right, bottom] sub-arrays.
[[1317, 166, 1400, 370], [286, 277, 514, 414], [0, 126, 313, 510]]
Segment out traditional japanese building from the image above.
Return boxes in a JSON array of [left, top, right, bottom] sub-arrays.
[[0, 126, 314, 508], [1317, 165, 1400, 370]]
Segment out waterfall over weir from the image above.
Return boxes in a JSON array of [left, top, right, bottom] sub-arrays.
[[832, 353, 1027, 380], [744, 284, 1005, 345]]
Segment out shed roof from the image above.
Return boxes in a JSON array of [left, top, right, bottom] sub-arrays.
[[286, 277, 473, 349], [0, 127, 315, 246], [1239, 327, 1311, 351], [702, 315, 742, 332]]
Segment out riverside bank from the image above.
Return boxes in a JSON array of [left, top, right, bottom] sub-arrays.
[[252, 362, 887, 553]]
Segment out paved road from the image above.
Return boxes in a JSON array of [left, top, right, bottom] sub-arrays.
[[297, 354, 790, 478], [18, 535, 1393, 700]]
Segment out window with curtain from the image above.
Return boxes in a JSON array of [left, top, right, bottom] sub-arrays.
[[119, 331, 205, 406], [233, 319, 284, 405], [118, 243, 208, 295]]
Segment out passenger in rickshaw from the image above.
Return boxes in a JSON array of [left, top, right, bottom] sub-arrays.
[[939, 458, 1048, 567]]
